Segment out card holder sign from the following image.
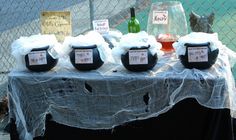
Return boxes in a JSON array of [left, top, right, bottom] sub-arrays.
[[128, 49, 148, 65], [28, 51, 47, 65], [153, 11, 168, 24], [187, 47, 208, 62], [75, 49, 93, 64], [92, 19, 109, 34]]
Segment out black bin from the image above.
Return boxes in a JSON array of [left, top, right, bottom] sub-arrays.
[[121, 45, 158, 72], [179, 42, 219, 69], [69, 45, 104, 71], [25, 46, 58, 72]]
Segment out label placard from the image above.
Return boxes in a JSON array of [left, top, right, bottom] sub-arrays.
[[92, 19, 109, 34], [188, 47, 208, 62], [28, 51, 47, 65], [75, 49, 93, 64], [41, 11, 71, 42], [129, 49, 148, 65], [152, 11, 168, 24]]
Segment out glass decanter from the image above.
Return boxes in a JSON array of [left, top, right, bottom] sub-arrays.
[[147, 1, 188, 53]]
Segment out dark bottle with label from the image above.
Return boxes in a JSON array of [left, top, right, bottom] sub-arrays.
[[128, 7, 140, 33]]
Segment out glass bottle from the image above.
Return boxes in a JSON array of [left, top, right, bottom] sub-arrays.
[[128, 7, 140, 33]]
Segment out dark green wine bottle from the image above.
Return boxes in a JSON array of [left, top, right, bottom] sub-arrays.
[[128, 7, 140, 33]]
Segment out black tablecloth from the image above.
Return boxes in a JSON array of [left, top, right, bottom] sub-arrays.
[[10, 98, 233, 140]]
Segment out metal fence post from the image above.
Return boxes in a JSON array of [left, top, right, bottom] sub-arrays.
[[89, 0, 95, 30]]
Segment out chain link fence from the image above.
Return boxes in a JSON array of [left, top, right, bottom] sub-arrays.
[[0, 0, 150, 84], [0, 0, 236, 90]]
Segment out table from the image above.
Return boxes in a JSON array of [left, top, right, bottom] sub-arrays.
[[7, 48, 236, 140]]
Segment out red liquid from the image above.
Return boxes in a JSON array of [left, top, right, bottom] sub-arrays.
[[156, 34, 177, 53], [158, 40, 175, 52]]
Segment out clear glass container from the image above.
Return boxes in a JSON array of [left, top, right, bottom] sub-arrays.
[[147, 1, 188, 53]]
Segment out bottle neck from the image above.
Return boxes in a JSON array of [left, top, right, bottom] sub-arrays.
[[130, 7, 135, 18]]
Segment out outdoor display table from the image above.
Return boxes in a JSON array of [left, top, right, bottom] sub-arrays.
[[7, 49, 236, 140]]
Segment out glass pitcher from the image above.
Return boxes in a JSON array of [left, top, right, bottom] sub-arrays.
[[147, 1, 188, 53]]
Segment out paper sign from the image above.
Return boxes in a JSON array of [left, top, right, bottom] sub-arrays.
[[92, 19, 109, 34], [41, 11, 71, 42], [188, 47, 208, 62], [28, 51, 47, 65], [75, 49, 93, 64], [129, 49, 148, 65], [153, 11, 168, 24]]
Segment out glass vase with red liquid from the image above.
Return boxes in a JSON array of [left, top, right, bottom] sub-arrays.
[[156, 33, 179, 53], [147, 1, 188, 53]]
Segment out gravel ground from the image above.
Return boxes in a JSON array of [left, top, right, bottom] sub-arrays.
[[0, 82, 10, 140]]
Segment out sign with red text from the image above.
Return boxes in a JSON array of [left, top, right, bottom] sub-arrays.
[[92, 19, 109, 34], [153, 11, 168, 24]]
